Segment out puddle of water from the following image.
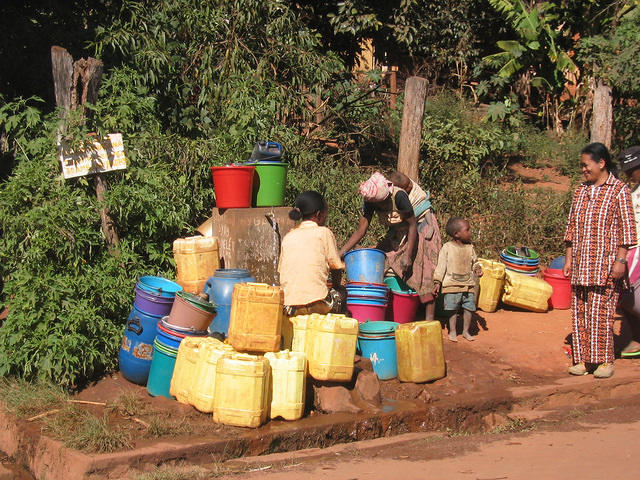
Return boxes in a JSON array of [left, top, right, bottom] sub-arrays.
[[380, 398, 417, 413]]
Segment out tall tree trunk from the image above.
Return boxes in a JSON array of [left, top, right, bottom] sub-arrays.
[[397, 76, 428, 181], [590, 78, 613, 148]]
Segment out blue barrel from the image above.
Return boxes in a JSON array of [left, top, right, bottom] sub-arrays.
[[344, 248, 386, 284], [203, 269, 255, 336], [147, 339, 178, 399], [357, 321, 399, 380], [118, 306, 162, 385]]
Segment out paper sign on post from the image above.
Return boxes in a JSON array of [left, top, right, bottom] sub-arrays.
[[58, 133, 127, 179]]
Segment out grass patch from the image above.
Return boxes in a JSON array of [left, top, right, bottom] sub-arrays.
[[445, 427, 471, 438], [144, 414, 194, 439], [489, 416, 536, 434], [567, 408, 585, 419], [107, 391, 145, 417], [0, 377, 68, 418], [43, 405, 132, 453], [133, 465, 210, 480]]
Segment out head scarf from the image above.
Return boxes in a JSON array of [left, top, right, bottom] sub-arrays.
[[358, 172, 392, 202]]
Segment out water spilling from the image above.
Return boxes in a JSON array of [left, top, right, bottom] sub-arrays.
[[265, 212, 280, 285]]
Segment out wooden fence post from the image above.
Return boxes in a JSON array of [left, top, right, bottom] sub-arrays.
[[51, 46, 120, 251], [396, 76, 428, 181]]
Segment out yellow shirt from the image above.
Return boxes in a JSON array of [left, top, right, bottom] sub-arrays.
[[278, 221, 345, 306]]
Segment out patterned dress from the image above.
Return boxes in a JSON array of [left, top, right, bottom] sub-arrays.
[[564, 173, 636, 364]]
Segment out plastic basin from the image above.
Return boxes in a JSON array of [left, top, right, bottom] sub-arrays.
[[147, 340, 178, 399], [249, 162, 288, 207], [389, 291, 421, 323], [134, 287, 175, 317], [344, 248, 386, 284], [137, 276, 183, 298], [357, 321, 399, 380], [383, 275, 416, 294], [347, 302, 387, 323], [543, 269, 570, 309], [167, 291, 216, 331], [211, 165, 255, 209]]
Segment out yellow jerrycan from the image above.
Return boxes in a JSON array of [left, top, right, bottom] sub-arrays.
[[228, 283, 284, 353], [502, 270, 553, 313], [264, 350, 306, 421], [305, 313, 358, 382], [395, 321, 445, 383], [212, 353, 270, 428], [173, 236, 220, 294], [190, 339, 235, 413], [290, 315, 310, 353], [477, 259, 506, 312], [170, 336, 208, 404]]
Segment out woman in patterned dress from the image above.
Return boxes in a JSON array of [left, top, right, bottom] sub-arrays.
[[563, 142, 637, 378]]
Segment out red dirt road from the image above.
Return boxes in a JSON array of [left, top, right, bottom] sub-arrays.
[[228, 403, 640, 480]]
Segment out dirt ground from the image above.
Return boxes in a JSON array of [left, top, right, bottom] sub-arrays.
[[225, 401, 640, 480], [506, 162, 571, 193]]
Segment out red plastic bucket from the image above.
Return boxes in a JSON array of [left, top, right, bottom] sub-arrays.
[[543, 269, 570, 310], [389, 291, 420, 323], [210, 166, 255, 208]]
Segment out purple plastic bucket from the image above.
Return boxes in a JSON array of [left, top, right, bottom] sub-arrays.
[[134, 286, 174, 316]]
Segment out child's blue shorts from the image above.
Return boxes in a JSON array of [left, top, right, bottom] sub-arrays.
[[443, 292, 476, 312]]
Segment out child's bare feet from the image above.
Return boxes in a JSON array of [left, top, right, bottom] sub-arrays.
[[462, 332, 475, 341], [448, 333, 458, 342]]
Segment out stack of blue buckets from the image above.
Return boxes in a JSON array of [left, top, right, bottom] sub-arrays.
[[343, 247, 400, 380]]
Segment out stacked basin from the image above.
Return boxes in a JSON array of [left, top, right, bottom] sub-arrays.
[[384, 275, 420, 324], [119, 276, 182, 385], [358, 321, 399, 380], [147, 292, 216, 399], [346, 282, 389, 323], [499, 246, 540, 276], [344, 248, 389, 322]]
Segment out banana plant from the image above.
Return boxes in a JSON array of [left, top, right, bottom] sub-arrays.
[[483, 0, 578, 131]]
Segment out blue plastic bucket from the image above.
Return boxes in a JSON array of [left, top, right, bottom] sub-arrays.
[[118, 306, 160, 385], [344, 248, 386, 284], [204, 269, 255, 336], [137, 276, 183, 298], [346, 296, 388, 305], [346, 285, 389, 298], [147, 339, 178, 399], [549, 256, 566, 269], [357, 321, 399, 380]]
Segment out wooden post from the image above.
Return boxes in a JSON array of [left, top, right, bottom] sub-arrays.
[[396, 76, 428, 181], [389, 67, 397, 110], [51, 46, 120, 251], [590, 78, 613, 148]]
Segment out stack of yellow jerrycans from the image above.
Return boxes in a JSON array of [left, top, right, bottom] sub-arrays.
[[170, 282, 309, 428], [476, 258, 552, 313]]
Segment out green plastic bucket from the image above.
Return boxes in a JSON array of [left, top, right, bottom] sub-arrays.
[[250, 162, 288, 207], [146, 339, 178, 399]]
